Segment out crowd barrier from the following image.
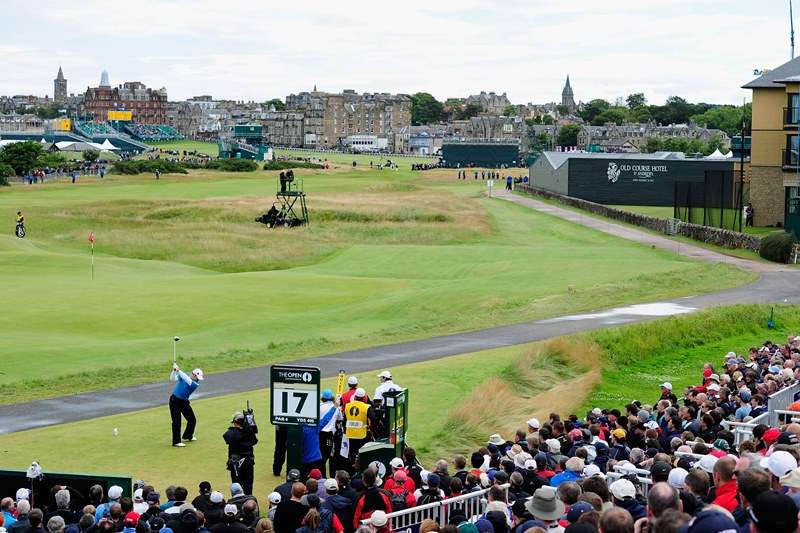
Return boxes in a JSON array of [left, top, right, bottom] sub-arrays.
[[361, 484, 509, 533], [605, 464, 654, 499], [723, 381, 800, 445]]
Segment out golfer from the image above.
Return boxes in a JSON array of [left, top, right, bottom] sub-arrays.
[[169, 364, 203, 447]]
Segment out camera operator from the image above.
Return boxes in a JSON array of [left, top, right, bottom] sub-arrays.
[[223, 412, 258, 496]]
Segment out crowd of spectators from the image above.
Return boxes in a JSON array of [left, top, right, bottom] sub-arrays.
[[146, 149, 212, 165], [124, 124, 182, 142], [5, 337, 800, 533]]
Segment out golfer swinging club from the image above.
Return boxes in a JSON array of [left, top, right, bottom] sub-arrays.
[[169, 353, 204, 447]]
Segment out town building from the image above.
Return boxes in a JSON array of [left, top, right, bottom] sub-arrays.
[[575, 122, 730, 153], [54, 66, 67, 105], [83, 71, 168, 124], [743, 57, 800, 230], [465, 91, 512, 115], [562, 76, 576, 112]]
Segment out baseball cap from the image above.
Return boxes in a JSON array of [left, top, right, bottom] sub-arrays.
[[147, 492, 161, 504], [568, 428, 583, 440], [525, 459, 537, 471], [198, 481, 211, 494], [583, 464, 603, 478], [321, 389, 334, 401], [223, 504, 237, 516], [124, 513, 140, 527], [324, 479, 338, 492], [390, 457, 404, 469], [761, 451, 798, 478], [610, 479, 636, 500], [566, 502, 593, 524], [778, 431, 799, 445], [651, 461, 672, 479], [763, 427, 782, 445], [192, 368, 204, 380], [287, 469, 301, 481], [679, 508, 738, 532], [308, 468, 322, 480], [708, 373, 720, 383], [15, 488, 29, 501], [749, 491, 799, 532], [713, 439, 730, 451], [370, 511, 388, 527], [660, 382, 673, 390], [695, 454, 718, 473], [347, 376, 358, 385], [134, 489, 144, 502], [108, 486, 123, 499], [781, 467, 800, 489], [738, 389, 752, 402], [230, 483, 243, 495], [611, 428, 627, 439], [355, 388, 366, 398], [393, 470, 407, 482], [527, 418, 540, 430], [377, 370, 392, 379], [668, 467, 689, 489], [427, 473, 441, 487], [268, 492, 282, 504], [231, 412, 244, 422], [210, 491, 223, 504]]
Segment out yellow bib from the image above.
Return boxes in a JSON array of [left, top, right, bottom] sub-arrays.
[[344, 400, 369, 439]]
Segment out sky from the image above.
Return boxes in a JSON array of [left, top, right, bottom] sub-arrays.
[[0, 0, 796, 106]]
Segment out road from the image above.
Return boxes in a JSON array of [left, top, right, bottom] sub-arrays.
[[0, 191, 795, 434]]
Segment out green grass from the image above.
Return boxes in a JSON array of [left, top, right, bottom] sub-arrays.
[[147, 140, 219, 157], [0, 168, 754, 403], [611, 205, 775, 236]]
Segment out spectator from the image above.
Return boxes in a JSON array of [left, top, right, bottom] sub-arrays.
[[748, 491, 798, 533], [351, 471, 390, 530], [209, 505, 246, 533], [524, 488, 564, 531], [273, 484, 307, 533], [598, 508, 633, 533], [8, 500, 30, 533]]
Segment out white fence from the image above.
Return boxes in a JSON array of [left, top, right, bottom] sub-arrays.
[[724, 381, 800, 446], [361, 484, 509, 532]]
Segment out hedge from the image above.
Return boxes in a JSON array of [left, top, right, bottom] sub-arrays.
[[112, 160, 188, 175], [759, 231, 795, 263], [205, 159, 258, 172], [263, 160, 324, 171]]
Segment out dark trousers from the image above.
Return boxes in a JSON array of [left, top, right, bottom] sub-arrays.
[[169, 395, 196, 445], [273, 425, 288, 476], [319, 431, 335, 477], [229, 457, 255, 496]]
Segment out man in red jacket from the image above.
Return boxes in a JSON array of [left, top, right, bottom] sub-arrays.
[[352, 470, 391, 529], [711, 456, 739, 513]]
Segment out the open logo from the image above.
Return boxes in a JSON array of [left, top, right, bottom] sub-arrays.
[[607, 162, 621, 183]]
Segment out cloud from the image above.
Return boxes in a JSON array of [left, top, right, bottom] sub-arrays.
[[0, 0, 793, 105]]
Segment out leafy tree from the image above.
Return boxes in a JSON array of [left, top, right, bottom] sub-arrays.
[[578, 99, 610, 123], [36, 152, 67, 169], [541, 115, 555, 125], [35, 105, 61, 119], [630, 105, 652, 123], [83, 150, 100, 163], [444, 98, 463, 108], [626, 93, 646, 109], [689, 104, 751, 137], [502, 105, 518, 116], [0, 141, 44, 175], [644, 137, 664, 153], [410, 92, 444, 125], [556, 104, 569, 116], [591, 107, 629, 126], [525, 117, 540, 127], [704, 134, 727, 155], [265, 98, 286, 111], [455, 103, 482, 120], [557, 124, 581, 147]]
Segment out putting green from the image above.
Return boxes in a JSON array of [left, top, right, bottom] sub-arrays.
[[0, 167, 753, 403]]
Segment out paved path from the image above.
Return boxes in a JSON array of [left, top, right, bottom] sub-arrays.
[[1, 193, 797, 435]]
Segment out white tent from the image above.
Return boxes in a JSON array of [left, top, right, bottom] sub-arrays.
[[55, 141, 106, 152], [705, 149, 726, 160], [0, 139, 23, 147], [100, 139, 118, 151], [724, 150, 733, 159], [40, 138, 47, 144]]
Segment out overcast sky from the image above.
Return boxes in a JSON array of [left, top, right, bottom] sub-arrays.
[[0, 0, 795, 106]]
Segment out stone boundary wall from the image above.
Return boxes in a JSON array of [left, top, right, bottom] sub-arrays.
[[515, 184, 762, 253]]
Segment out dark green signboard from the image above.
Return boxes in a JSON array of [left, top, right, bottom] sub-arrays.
[[269, 365, 320, 426]]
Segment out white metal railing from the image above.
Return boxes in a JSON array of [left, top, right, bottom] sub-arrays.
[[725, 382, 800, 445], [361, 483, 509, 532], [768, 382, 800, 426], [606, 469, 654, 499], [772, 410, 800, 424]]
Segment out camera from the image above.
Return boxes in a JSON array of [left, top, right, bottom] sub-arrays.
[[244, 401, 258, 434]]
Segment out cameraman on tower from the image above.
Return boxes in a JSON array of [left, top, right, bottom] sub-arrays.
[[223, 407, 259, 496]]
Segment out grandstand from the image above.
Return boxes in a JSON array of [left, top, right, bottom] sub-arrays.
[[123, 123, 183, 141], [73, 120, 119, 138]]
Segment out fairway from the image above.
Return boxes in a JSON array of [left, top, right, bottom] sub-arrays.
[[0, 166, 753, 404]]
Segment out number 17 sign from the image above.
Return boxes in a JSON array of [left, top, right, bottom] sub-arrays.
[[270, 365, 321, 426]]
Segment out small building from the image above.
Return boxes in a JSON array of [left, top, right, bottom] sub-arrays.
[[342, 134, 388, 152], [529, 152, 735, 206]]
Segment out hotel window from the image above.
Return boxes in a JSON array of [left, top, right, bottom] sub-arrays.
[[789, 135, 800, 165], [791, 94, 800, 123]]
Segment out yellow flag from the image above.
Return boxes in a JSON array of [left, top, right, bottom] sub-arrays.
[[335, 369, 346, 396]]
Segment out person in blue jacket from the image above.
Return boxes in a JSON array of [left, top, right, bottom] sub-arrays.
[[169, 363, 204, 447]]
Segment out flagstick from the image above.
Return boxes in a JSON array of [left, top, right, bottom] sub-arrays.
[[91, 242, 94, 280]]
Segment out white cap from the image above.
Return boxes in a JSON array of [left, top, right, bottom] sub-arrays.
[[707, 383, 721, 392], [583, 464, 603, 478], [268, 492, 282, 504], [108, 486, 123, 499], [15, 488, 30, 501], [192, 368, 204, 380], [761, 450, 799, 478], [695, 454, 718, 473], [347, 376, 358, 386], [377, 370, 392, 379], [370, 511, 388, 527], [324, 479, 339, 492], [660, 382, 673, 391], [389, 457, 404, 469], [591, 408, 602, 417], [546, 438, 561, 453], [210, 491, 224, 504], [527, 417, 540, 430], [725, 351, 737, 358], [134, 489, 143, 501], [524, 459, 537, 471], [668, 468, 688, 489], [355, 387, 366, 398], [224, 504, 238, 516], [610, 479, 636, 500]]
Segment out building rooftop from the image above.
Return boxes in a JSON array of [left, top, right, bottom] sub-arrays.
[[541, 150, 698, 169], [742, 56, 800, 88]]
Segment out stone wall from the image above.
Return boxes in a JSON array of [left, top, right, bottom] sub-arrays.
[[750, 166, 785, 227], [515, 184, 763, 253]]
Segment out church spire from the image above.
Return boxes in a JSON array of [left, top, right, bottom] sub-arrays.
[[56, 66, 64, 80]]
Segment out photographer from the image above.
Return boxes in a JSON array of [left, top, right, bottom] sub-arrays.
[[223, 412, 259, 496]]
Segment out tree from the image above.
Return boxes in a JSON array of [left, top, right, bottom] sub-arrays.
[[626, 93, 647, 110], [630, 105, 652, 123], [591, 107, 629, 126], [502, 105, 518, 117], [556, 104, 569, 116], [35, 105, 61, 119], [36, 152, 67, 169], [689, 104, 751, 137], [541, 115, 555, 125], [525, 117, 541, 127], [578, 99, 610, 123], [455, 103, 482, 120], [410, 92, 444, 125], [644, 137, 664, 153], [264, 98, 286, 111], [704, 134, 726, 155], [83, 150, 100, 163], [0, 141, 44, 175], [557, 124, 581, 147]]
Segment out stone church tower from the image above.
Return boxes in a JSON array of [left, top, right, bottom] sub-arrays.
[[561, 75, 576, 112], [54, 66, 67, 105]]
